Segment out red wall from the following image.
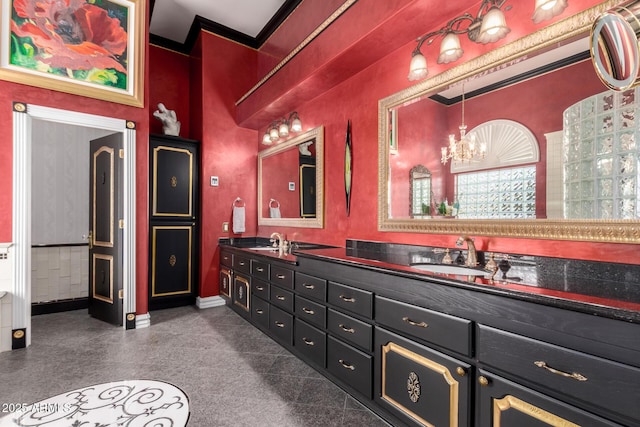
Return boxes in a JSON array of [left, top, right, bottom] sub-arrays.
[[0, 43, 151, 316], [249, 1, 639, 265], [194, 32, 259, 298], [1, 0, 635, 318], [149, 46, 191, 137]]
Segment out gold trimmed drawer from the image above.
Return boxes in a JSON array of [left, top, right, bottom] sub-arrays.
[[295, 272, 327, 301], [477, 369, 626, 427], [295, 318, 327, 368], [251, 278, 269, 301], [233, 254, 251, 275], [328, 308, 373, 352], [270, 285, 294, 313], [328, 281, 373, 319], [327, 336, 372, 398], [478, 325, 640, 425], [295, 295, 326, 329], [375, 327, 471, 427], [220, 250, 232, 268], [270, 265, 294, 290], [375, 296, 472, 356], [251, 259, 269, 281]]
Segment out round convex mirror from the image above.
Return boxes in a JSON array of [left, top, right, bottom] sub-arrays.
[[590, 1, 640, 91]]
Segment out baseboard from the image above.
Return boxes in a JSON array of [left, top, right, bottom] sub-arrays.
[[196, 296, 226, 309], [32, 297, 88, 315], [135, 312, 151, 329]]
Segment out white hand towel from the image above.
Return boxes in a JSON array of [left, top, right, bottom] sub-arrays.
[[232, 206, 245, 233], [270, 206, 281, 218]]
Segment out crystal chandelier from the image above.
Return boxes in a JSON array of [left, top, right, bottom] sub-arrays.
[[441, 86, 487, 164]]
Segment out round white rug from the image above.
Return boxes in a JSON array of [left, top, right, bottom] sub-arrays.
[[0, 379, 189, 426]]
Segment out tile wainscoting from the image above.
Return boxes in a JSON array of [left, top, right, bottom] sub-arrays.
[[31, 246, 88, 304], [0, 244, 13, 353]]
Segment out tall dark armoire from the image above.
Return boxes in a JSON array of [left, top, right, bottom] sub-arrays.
[[148, 134, 199, 310]]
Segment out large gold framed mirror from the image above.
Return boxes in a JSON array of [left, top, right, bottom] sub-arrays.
[[378, 1, 640, 243], [259, 125, 324, 228]]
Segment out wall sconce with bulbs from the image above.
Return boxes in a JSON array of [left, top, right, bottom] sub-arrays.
[[263, 112, 302, 145], [408, 0, 569, 81]]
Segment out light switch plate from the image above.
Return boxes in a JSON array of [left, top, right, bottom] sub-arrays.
[[222, 222, 229, 232], [210, 176, 219, 186]]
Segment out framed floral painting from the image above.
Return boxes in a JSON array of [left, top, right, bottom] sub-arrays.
[[0, 0, 145, 107]]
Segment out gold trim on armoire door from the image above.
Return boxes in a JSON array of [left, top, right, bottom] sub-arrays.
[[151, 225, 193, 297], [152, 145, 193, 217]]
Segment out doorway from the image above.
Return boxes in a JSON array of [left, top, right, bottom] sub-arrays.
[[12, 104, 137, 347]]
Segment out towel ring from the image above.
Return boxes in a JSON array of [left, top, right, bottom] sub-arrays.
[[269, 198, 280, 208], [233, 197, 245, 208]]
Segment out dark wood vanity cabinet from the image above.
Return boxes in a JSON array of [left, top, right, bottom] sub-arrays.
[[220, 250, 639, 427], [223, 250, 296, 346]]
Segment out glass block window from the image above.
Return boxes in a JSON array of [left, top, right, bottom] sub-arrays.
[[563, 88, 640, 219], [456, 166, 537, 219]]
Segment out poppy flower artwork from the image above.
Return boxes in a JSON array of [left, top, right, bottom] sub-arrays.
[[0, 0, 145, 106]]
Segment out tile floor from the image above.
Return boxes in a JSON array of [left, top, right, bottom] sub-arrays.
[[0, 306, 390, 426]]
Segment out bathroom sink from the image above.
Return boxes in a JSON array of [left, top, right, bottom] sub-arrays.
[[246, 246, 280, 251], [410, 263, 487, 276]]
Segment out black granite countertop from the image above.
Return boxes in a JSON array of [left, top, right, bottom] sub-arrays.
[[219, 238, 640, 323], [294, 240, 640, 324]]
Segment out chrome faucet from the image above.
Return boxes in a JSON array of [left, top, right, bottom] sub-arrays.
[[270, 232, 288, 251], [456, 235, 478, 267]]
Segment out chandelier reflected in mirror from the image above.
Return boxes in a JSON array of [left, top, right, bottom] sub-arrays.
[[441, 85, 487, 164]]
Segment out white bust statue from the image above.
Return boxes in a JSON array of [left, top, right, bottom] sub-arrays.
[[153, 103, 181, 136]]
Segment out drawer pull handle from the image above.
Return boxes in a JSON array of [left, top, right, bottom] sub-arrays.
[[256, 267, 264, 272], [239, 261, 245, 266], [339, 324, 355, 333], [303, 283, 315, 290], [338, 359, 355, 371], [534, 361, 588, 382], [302, 337, 315, 346], [255, 309, 264, 315], [276, 274, 286, 279], [275, 321, 285, 328], [340, 295, 356, 303], [276, 295, 286, 301], [255, 286, 264, 291], [302, 307, 315, 315], [402, 317, 428, 328]]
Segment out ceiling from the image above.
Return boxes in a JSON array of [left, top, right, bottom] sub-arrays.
[[149, 0, 302, 53]]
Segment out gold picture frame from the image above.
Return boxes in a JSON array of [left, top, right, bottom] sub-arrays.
[[0, 0, 145, 107]]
